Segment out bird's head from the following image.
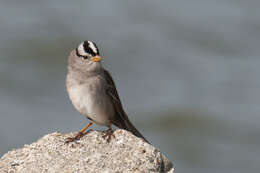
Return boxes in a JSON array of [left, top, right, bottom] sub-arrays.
[[68, 40, 103, 73]]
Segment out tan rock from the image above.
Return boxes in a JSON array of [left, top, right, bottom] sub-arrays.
[[0, 130, 174, 173]]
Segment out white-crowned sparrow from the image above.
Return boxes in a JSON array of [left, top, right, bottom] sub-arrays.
[[65, 40, 148, 143]]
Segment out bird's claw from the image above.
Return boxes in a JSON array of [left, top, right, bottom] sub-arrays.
[[65, 132, 84, 143], [102, 129, 115, 142]]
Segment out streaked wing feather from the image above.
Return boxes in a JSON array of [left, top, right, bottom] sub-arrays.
[[103, 69, 149, 143], [103, 69, 130, 127]]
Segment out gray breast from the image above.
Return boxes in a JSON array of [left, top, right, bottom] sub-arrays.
[[66, 73, 115, 125]]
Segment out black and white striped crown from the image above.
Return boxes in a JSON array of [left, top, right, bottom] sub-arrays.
[[76, 40, 100, 58]]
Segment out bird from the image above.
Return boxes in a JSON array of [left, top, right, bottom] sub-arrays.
[[65, 40, 149, 143]]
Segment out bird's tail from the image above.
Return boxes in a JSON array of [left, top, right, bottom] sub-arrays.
[[114, 114, 149, 144]]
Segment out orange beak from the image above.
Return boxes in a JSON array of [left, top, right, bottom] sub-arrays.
[[91, 55, 102, 62]]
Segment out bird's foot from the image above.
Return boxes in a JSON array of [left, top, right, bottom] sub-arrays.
[[65, 131, 85, 143], [102, 128, 115, 142], [65, 123, 93, 144]]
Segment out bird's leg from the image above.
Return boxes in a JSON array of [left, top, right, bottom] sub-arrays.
[[102, 124, 115, 142], [65, 122, 93, 143]]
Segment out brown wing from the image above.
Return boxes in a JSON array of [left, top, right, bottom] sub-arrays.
[[103, 69, 130, 128], [103, 69, 149, 143]]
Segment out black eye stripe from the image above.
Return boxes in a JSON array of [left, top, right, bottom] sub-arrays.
[[83, 41, 96, 56], [76, 40, 100, 58], [76, 48, 88, 59], [92, 42, 100, 55]]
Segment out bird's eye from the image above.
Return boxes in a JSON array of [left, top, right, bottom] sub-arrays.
[[80, 55, 90, 61], [82, 56, 88, 59], [76, 48, 89, 60]]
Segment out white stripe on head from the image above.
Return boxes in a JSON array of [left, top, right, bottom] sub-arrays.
[[88, 41, 98, 54], [77, 42, 91, 57]]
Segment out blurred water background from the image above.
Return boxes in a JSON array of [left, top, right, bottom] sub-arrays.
[[1, 0, 260, 172]]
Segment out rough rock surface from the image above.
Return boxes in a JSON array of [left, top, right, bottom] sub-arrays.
[[0, 130, 174, 173]]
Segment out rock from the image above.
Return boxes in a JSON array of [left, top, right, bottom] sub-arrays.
[[0, 130, 174, 173]]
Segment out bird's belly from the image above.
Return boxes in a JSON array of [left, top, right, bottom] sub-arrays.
[[68, 84, 114, 125]]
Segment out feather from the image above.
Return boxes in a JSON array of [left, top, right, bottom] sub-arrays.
[[103, 69, 149, 143]]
